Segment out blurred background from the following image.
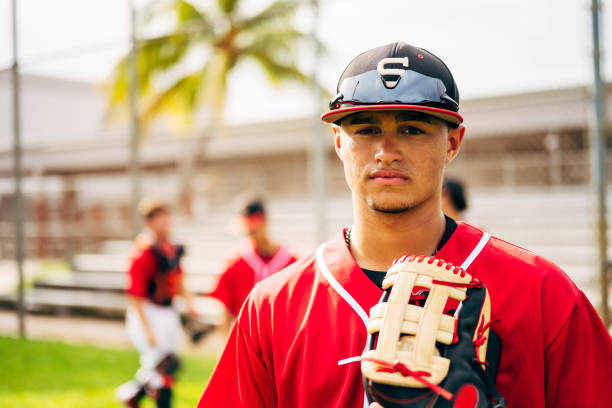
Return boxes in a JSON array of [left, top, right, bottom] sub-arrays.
[[1, 0, 612, 406]]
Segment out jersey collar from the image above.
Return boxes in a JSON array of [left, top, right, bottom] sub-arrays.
[[316, 223, 491, 327]]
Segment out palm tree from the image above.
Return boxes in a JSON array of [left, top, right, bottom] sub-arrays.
[[106, 0, 317, 214]]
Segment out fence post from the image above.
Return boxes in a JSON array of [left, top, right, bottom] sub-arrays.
[[589, 0, 610, 327]]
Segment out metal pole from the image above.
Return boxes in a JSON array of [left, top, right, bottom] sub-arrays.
[[10, 0, 25, 338], [589, 0, 609, 327], [128, 0, 142, 237], [310, 0, 327, 244]]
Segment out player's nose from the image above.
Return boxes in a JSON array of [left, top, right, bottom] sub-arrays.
[[374, 133, 402, 165]]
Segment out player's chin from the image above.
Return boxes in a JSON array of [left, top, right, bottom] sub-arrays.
[[367, 194, 416, 214]]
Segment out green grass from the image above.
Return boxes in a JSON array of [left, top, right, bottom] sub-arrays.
[[0, 336, 216, 408]]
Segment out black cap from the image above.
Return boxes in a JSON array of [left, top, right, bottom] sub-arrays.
[[321, 42, 462, 125], [232, 193, 266, 218], [242, 200, 265, 217]]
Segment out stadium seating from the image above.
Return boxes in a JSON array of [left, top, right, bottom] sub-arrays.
[[1, 186, 610, 326]]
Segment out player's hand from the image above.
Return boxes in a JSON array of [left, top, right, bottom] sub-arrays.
[[146, 330, 157, 347]]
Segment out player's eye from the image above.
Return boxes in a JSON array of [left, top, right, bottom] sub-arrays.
[[400, 126, 425, 135], [355, 127, 380, 135]]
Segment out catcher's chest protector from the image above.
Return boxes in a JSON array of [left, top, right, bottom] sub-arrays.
[[362, 255, 506, 408]]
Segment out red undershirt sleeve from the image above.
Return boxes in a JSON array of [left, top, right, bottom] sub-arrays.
[[544, 291, 612, 407], [198, 306, 277, 407]]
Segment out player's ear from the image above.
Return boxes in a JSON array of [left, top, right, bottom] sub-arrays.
[[332, 124, 344, 161], [445, 124, 465, 164]]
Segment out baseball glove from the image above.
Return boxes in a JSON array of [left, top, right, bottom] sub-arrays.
[[180, 314, 215, 344], [362, 255, 506, 408]]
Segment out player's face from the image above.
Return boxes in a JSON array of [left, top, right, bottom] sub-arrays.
[[147, 210, 171, 239], [333, 111, 464, 213], [242, 214, 266, 237]]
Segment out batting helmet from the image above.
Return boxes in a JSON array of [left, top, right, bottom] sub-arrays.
[[321, 42, 462, 126]]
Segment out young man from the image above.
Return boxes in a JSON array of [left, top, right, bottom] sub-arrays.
[[198, 42, 612, 407], [209, 195, 297, 334], [117, 198, 195, 408]]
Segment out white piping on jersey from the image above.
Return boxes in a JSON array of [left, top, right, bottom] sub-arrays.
[[459, 232, 490, 270], [318, 246, 374, 404], [315, 245, 370, 326], [338, 355, 363, 365]]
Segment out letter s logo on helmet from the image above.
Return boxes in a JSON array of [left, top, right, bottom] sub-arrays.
[[377, 57, 409, 89]]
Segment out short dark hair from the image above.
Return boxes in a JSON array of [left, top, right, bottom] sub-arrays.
[[233, 193, 266, 217], [443, 178, 467, 211], [446, 121, 459, 130]]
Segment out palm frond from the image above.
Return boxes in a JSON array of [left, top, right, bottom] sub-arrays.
[[200, 50, 231, 112], [140, 67, 207, 127], [106, 1, 209, 114], [237, 25, 310, 81], [139, 35, 191, 89], [175, 0, 209, 25], [242, 24, 306, 49], [245, 49, 308, 85], [235, 0, 300, 31], [105, 37, 197, 123], [217, 0, 240, 15], [140, 0, 175, 24], [107, 57, 129, 106], [104, 0, 317, 130]]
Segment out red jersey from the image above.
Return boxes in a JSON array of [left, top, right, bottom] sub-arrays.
[[126, 238, 183, 306], [209, 242, 297, 316], [199, 223, 612, 408]]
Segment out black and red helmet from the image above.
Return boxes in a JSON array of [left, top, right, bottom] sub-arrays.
[[321, 42, 462, 125]]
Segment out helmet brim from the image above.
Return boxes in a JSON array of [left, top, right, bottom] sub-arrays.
[[321, 104, 463, 125]]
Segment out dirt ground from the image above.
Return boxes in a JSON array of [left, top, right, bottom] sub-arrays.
[[0, 310, 226, 356]]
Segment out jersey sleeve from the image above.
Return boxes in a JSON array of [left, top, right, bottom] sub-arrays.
[[209, 261, 243, 316], [543, 290, 612, 407], [198, 296, 277, 407], [126, 249, 156, 298]]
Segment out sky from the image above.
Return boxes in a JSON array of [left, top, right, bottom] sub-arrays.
[[0, 0, 607, 125]]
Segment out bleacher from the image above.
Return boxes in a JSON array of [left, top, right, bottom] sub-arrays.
[[1, 186, 610, 326], [466, 186, 609, 307]]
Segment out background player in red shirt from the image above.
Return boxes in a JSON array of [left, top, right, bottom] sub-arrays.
[[199, 42, 612, 407], [117, 198, 195, 408], [209, 194, 297, 335], [441, 177, 468, 221]]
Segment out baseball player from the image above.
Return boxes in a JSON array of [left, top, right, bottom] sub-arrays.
[[441, 177, 468, 221], [198, 42, 612, 407], [117, 198, 195, 408], [209, 194, 297, 334]]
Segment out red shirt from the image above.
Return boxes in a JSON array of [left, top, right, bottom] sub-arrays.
[[199, 223, 612, 408], [126, 239, 183, 305], [209, 243, 297, 316]]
